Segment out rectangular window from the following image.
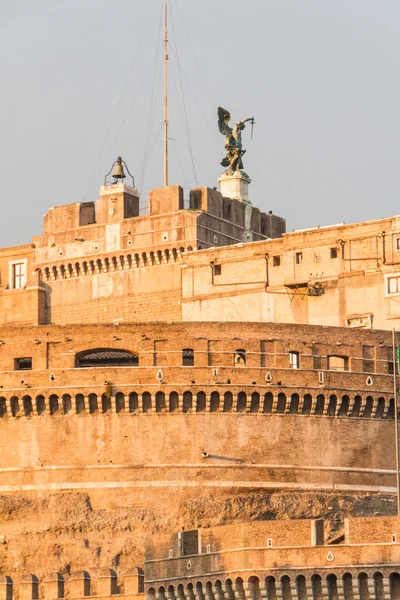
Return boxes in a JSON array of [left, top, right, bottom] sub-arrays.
[[179, 530, 199, 556], [388, 361, 394, 375], [206, 544, 211, 554], [295, 252, 303, 265], [273, 256, 281, 267], [328, 355, 349, 372], [313, 355, 322, 370], [14, 357, 32, 371], [168, 549, 173, 559], [213, 264, 221, 276], [12, 262, 26, 289], [388, 276, 400, 294], [392, 534, 397, 543], [362, 345, 375, 373], [182, 349, 194, 366], [397, 238, 400, 251], [330, 248, 338, 259], [318, 372, 325, 384], [289, 351, 299, 369], [267, 539, 273, 548]]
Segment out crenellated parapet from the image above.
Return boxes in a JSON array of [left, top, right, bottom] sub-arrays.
[[0, 568, 144, 600], [145, 518, 400, 600]]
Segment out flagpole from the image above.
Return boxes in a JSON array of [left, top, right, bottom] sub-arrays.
[[392, 327, 400, 516]]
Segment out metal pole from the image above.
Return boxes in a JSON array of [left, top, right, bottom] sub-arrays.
[[392, 328, 400, 516], [163, 0, 169, 187]]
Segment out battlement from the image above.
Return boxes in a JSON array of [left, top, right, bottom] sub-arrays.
[[145, 517, 400, 599], [0, 568, 144, 600]]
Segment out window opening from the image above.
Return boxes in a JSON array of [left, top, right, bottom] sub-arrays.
[[234, 349, 246, 366], [328, 355, 349, 372], [289, 351, 299, 369], [397, 238, 400, 251], [295, 252, 303, 265], [12, 262, 26, 289], [182, 349, 194, 366], [330, 248, 338, 259], [76, 349, 139, 368], [213, 264, 221, 276], [273, 256, 280, 267], [388, 276, 400, 294], [14, 357, 32, 370]]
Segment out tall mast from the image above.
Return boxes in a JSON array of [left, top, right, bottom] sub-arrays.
[[164, 0, 169, 187]]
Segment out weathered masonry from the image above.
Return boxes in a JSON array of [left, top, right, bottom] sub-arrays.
[[145, 518, 400, 600], [2, 178, 400, 329]]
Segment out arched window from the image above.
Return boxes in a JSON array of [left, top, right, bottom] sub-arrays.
[[62, 394, 72, 414], [237, 392, 247, 413], [234, 349, 246, 366], [169, 392, 179, 413], [88, 394, 98, 414], [196, 392, 206, 413], [263, 392, 273, 413], [76, 349, 139, 368], [223, 391, 233, 412], [23, 396, 33, 417], [115, 392, 125, 413], [0, 397, 6, 418], [129, 392, 138, 413], [250, 392, 260, 413], [210, 391, 220, 413], [289, 394, 299, 414], [49, 395, 59, 415], [182, 391, 192, 413], [327, 574, 338, 600], [343, 573, 354, 600], [36, 395, 45, 416], [276, 393, 286, 414], [75, 394, 85, 415], [142, 392, 152, 413], [156, 391, 165, 412], [101, 394, 111, 414]]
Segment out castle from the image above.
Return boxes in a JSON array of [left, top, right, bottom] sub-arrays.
[[0, 161, 400, 600]]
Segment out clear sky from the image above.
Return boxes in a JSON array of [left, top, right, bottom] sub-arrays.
[[1, 0, 400, 247]]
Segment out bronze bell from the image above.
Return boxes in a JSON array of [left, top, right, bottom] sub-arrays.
[[112, 156, 126, 180]]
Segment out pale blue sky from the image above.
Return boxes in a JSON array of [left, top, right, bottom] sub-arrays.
[[1, 1, 400, 247]]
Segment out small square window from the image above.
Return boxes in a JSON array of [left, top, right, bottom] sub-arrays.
[[14, 358, 32, 371], [330, 248, 338, 259], [295, 252, 303, 265], [213, 264, 221, 276], [273, 256, 280, 267]]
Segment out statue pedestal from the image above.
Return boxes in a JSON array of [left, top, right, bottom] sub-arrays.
[[218, 171, 251, 203]]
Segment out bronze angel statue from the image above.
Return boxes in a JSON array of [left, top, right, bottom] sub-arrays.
[[217, 107, 254, 175]]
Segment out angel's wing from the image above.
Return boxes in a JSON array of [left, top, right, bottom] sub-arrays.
[[218, 107, 232, 136]]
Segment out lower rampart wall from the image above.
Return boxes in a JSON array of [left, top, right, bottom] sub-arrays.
[[0, 414, 397, 497]]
